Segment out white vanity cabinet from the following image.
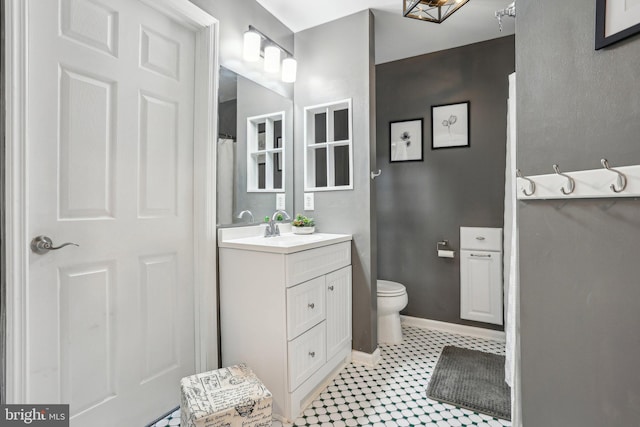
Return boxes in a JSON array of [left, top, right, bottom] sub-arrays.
[[219, 236, 352, 422], [460, 227, 503, 325]]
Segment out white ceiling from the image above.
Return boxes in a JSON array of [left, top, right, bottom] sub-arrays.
[[256, 0, 515, 64]]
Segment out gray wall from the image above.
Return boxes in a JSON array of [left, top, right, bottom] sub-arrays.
[[191, 0, 294, 98], [218, 99, 237, 138], [236, 76, 294, 222], [517, 1, 640, 426], [294, 11, 378, 353], [376, 36, 514, 331]]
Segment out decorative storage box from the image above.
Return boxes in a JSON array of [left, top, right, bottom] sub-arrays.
[[180, 364, 272, 427]]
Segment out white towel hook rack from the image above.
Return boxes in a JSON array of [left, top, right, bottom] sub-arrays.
[[517, 159, 640, 200]]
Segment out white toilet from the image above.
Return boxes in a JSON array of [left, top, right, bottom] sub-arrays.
[[377, 280, 408, 344]]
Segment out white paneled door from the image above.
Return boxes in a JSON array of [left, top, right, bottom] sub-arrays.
[[26, 0, 201, 425]]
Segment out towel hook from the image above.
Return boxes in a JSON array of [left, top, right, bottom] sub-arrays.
[[552, 164, 575, 195], [516, 169, 536, 196], [371, 169, 382, 180], [600, 159, 627, 193]]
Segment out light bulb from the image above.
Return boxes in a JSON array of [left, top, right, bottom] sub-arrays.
[[243, 31, 261, 62], [281, 57, 297, 83], [264, 45, 281, 73]]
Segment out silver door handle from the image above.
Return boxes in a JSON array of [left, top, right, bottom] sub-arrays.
[[470, 253, 491, 258], [31, 235, 79, 254]]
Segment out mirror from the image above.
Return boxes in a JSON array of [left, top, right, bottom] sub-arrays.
[[217, 67, 294, 225]]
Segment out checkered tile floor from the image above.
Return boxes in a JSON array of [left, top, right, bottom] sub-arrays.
[[152, 324, 511, 427]]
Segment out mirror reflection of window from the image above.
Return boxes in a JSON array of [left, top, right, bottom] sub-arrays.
[[315, 113, 327, 143], [257, 153, 266, 189]]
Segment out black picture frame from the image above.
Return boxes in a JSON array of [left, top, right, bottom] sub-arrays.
[[431, 101, 470, 150], [389, 118, 424, 163], [596, 0, 640, 49]]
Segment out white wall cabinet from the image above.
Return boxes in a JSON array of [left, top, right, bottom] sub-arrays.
[[219, 241, 352, 422], [460, 227, 503, 325]]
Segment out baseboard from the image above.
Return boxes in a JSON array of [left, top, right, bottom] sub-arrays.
[[401, 315, 506, 342], [351, 347, 382, 367]]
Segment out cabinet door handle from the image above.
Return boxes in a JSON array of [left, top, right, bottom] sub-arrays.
[[470, 253, 491, 258], [308, 303, 315, 309], [308, 351, 315, 358], [476, 236, 486, 241], [328, 286, 334, 291]]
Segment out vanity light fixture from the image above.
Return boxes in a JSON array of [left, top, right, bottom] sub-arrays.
[[242, 25, 297, 83], [403, 0, 470, 23], [264, 45, 281, 73], [243, 29, 261, 62], [281, 57, 297, 83]]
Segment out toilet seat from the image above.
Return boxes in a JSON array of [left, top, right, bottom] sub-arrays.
[[377, 280, 406, 297]]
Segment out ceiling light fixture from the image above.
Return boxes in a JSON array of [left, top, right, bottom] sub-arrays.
[[242, 25, 296, 83], [403, 0, 470, 24]]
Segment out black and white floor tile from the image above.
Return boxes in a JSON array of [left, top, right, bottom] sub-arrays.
[[152, 325, 511, 427]]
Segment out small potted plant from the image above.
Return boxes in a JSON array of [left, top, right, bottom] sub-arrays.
[[291, 214, 315, 234]]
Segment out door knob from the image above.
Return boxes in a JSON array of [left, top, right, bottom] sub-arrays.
[[31, 235, 79, 254]]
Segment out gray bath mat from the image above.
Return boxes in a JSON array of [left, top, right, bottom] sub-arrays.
[[426, 346, 511, 420]]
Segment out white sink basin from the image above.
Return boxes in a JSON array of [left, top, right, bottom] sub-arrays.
[[218, 225, 351, 254]]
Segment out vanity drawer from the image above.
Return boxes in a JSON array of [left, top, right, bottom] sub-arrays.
[[287, 276, 326, 340], [285, 241, 351, 287], [460, 227, 502, 252], [288, 322, 326, 392]]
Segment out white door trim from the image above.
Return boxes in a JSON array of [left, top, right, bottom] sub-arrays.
[[4, 0, 219, 403]]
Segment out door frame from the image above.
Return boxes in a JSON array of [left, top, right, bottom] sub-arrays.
[[4, 0, 219, 403]]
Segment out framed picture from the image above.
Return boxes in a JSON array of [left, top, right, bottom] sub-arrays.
[[596, 0, 640, 49], [389, 118, 423, 162], [431, 101, 470, 150]]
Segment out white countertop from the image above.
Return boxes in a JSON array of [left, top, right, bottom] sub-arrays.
[[218, 224, 352, 254]]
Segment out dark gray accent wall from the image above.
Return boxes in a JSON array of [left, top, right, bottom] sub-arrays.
[[294, 11, 378, 353], [376, 36, 514, 331], [517, 2, 640, 426]]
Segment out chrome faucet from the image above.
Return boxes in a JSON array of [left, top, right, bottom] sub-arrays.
[[265, 210, 291, 237], [236, 210, 254, 223]]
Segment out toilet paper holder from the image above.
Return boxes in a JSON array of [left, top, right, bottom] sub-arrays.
[[437, 240, 451, 250], [436, 240, 456, 258]]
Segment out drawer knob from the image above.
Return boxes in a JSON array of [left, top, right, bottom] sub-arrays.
[[308, 303, 315, 309], [476, 236, 486, 241], [309, 351, 315, 358], [328, 286, 334, 291]]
